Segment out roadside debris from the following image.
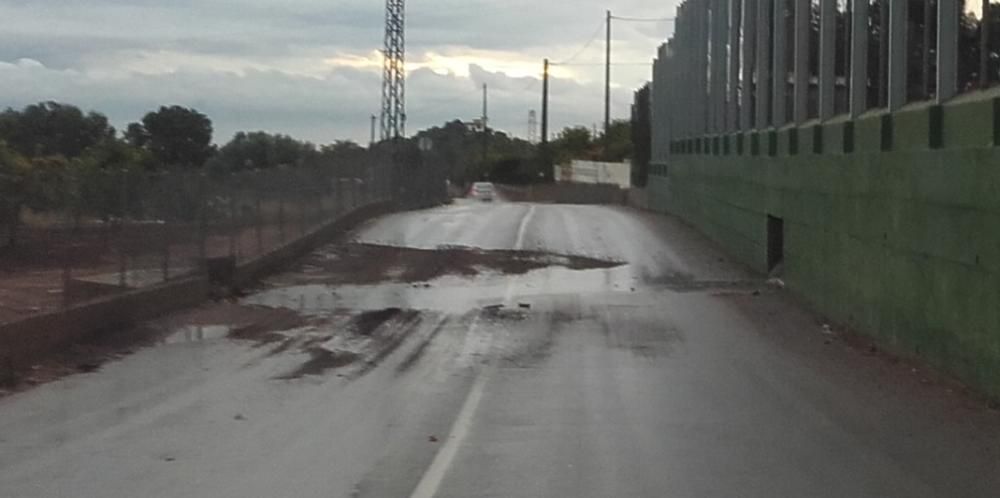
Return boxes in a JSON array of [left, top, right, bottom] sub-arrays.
[[767, 278, 785, 289], [428, 435, 439, 443]]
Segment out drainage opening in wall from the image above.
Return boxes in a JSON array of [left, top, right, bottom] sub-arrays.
[[767, 215, 785, 274]]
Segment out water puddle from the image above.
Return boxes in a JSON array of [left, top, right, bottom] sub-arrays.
[[243, 264, 639, 315], [161, 325, 233, 344]]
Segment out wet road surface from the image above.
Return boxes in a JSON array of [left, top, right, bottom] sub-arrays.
[[1, 199, 999, 497]]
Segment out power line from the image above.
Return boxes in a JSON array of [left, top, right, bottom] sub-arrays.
[[551, 62, 652, 67], [609, 15, 676, 22], [553, 18, 607, 65]]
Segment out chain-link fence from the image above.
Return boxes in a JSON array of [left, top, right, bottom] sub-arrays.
[[0, 149, 445, 324]]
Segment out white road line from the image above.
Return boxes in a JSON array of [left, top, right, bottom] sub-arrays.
[[513, 205, 537, 251], [408, 359, 490, 498], [408, 206, 535, 498]]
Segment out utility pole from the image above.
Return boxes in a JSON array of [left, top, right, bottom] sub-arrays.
[[541, 59, 550, 181], [482, 83, 489, 169], [604, 10, 612, 158], [528, 110, 538, 144], [369, 114, 377, 147]]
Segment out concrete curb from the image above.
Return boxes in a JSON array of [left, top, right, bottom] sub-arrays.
[[0, 201, 394, 372]]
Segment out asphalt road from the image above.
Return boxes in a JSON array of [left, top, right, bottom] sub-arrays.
[[2, 199, 999, 497]]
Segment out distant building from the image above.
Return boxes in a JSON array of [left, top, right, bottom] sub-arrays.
[[554, 160, 631, 189]]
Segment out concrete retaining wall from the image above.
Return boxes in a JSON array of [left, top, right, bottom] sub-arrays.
[[0, 202, 393, 371], [648, 96, 1000, 398]]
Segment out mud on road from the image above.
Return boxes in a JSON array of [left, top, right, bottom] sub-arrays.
[[1, 240, 625, 395], [282, 242, 624, 285]]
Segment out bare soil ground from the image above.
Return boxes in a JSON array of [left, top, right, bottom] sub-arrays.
[[0, 221, 324, 325]]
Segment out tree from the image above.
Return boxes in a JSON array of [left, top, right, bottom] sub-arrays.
[[320, 140, 368, 177], [129, 106, 214, 169], [550, 126, 594, 166], [0, 102, 115, 158], [214, 131, 320, 172], [601, 120, 633, 162]]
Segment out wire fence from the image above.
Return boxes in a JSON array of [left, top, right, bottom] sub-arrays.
[[0, 149, 446, 325]]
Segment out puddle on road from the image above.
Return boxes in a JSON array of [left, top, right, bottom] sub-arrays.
[[161, 325, 233, 344], [245, 264, 641, 315]]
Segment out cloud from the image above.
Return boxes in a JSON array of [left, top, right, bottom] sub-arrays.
[[0, 0, 679, 143]]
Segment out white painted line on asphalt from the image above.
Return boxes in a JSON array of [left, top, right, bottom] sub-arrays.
[[409, 207, 533, 498], [513, 205, 537, 251], [408, 356, 490, 498]]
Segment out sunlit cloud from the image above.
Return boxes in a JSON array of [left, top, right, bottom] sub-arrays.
[[325, 49, 578, 81], [0, 0, 680, 143]]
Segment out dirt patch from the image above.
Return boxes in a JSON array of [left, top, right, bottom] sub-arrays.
[[481, 304, 528, 322], [276, 307, 424, 380], [352, 308, 404, 336], [0, 323, 164, 395], [281, 243, 624, 286], [0, 301, 315, 397], [395, 317, 451, 374], [276, 348, 360, 379]]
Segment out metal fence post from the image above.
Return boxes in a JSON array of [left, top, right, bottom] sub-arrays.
[[729, 0, 743, 132], [937, 0, 959, 101], [228, 187, 237, 258], [794, 0, 810, 123], [743, 0, 758, 130], [849, 0, 870, 117], [756, 0, 772, 129], [888, 0, 909, 111], [61, 170, 79, 305], [298, 177, 307, 235], [818, 0, 837, 120], [161, 174, 171, 283], [772, 0, 787, 126], [198, 173, 208, 264], [255, 176, 263, 256], [117, 169, 129, 288], [278, 194, 286, 244]]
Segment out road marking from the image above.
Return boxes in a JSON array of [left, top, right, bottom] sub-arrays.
[[409, 206, 534, 498], [513, 205, 536, 251], [408, 356, 490, 498]]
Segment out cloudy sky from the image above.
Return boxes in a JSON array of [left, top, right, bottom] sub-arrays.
[[0, 0, 678, 145]]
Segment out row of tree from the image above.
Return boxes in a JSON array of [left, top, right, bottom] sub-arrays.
[[0, 101, 380, 174], [0, 101, 378, 245], [410, 118, 634, 186], [1, 100, 640, 245]]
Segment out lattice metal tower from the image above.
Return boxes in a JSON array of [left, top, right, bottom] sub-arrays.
[[380, 0, 406, 141]]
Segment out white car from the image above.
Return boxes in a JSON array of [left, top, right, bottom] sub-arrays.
[[470, 182, 495, 202]]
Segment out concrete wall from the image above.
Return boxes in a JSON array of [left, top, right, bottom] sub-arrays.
[[555, 160, 632, 188], [648, 93, 1000, 398], [497, 184, 627, 205]]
